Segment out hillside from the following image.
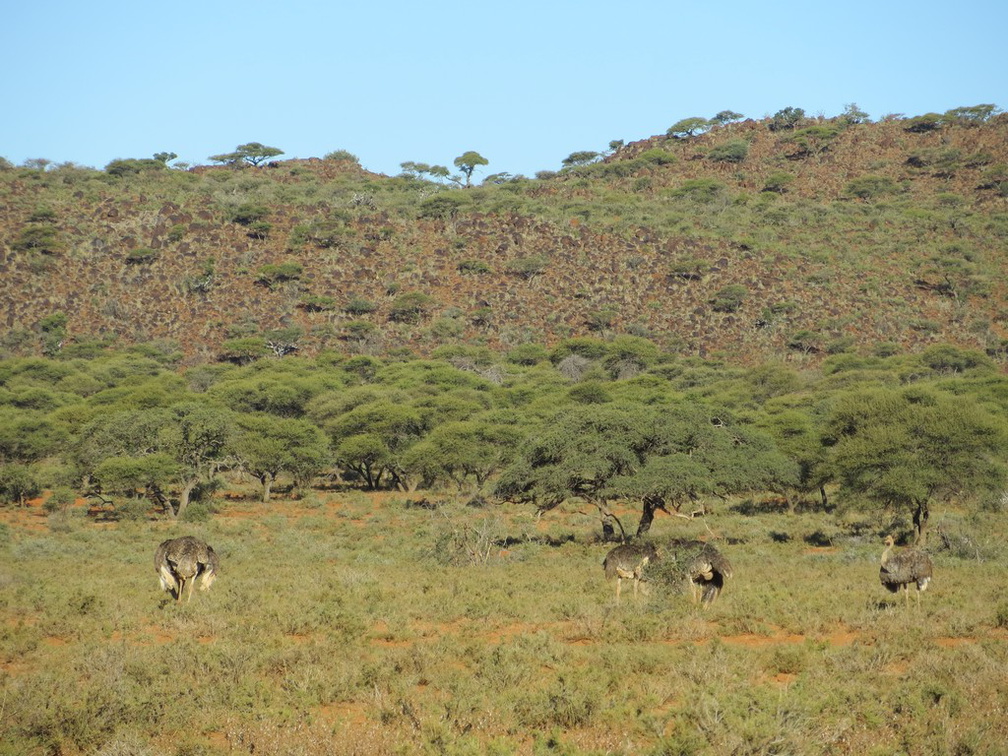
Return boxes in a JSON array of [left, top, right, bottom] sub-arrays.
[[2, 109, 1007, 366]]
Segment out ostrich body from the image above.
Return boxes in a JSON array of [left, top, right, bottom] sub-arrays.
[[155, 536, 219, 603], [666, 538, 733, 607], [880, 535, 932, 608], [603, 542, 658, 603]]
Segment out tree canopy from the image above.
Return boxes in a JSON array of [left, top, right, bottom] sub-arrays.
[[209, 142, 284, 167], [453, 151, 488, 186], [822, 386, 1008, 543]]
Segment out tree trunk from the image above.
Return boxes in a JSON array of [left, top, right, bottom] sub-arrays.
[[596, 501, 625, 541], [175, 477, 198, 519], [913, 500, 930, 544], [636, 495, 664, 536], [261, 473, 274, 503]]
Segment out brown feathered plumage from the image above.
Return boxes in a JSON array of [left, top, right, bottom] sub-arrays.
[[155, 536, 219, 603], [880, 535, 932, 608], [666, 538, 733, 606], [603, 542, 658, 603]]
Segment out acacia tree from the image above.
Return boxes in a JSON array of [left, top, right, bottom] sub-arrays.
[[497, 403, 797, 539], [495, 405, 653, 539], [80, 405, 233, 518], [209, 142, 284, 167], [712, 110, 744, 126], [326, 400, 425, 490], [667, 117, 711, 138], [604, 406, 799, 535], [453, 151, 488, 187], [0, 464, 41, 507], [400, 161, 450, 182], [158, 403, 234, 518], [562, 151, 601, 168], [822, 387, 1008, 543], [233, 415, 330, 501], [92, 454, 180, 510], [402, 418, 520, 493]]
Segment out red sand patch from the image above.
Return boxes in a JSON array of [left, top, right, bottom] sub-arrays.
[[804, 546, 838, 554], [935, 637, 975, 648], [722, 632, 806, 647]]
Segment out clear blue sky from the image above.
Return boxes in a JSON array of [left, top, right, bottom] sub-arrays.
[[4, 0, 1006, 179]]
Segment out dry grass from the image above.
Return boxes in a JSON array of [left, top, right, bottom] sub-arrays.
[[1, 494, 1007, 754]]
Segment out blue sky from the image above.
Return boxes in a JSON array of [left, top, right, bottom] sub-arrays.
[[3, 0, 1006, 179]]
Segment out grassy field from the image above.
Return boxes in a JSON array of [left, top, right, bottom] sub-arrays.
[[2, 490, 1007, 755]]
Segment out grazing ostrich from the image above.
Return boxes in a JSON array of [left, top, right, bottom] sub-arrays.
[[666, 538, 733, 607], [155, 536, 219, 603], [603, 542, 658, 604], [880, 535, 932, 608]]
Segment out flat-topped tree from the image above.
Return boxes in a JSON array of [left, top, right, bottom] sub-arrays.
[[823, 383, 1008, 544], [711, 110, 744, 126], [209, 142, 284, 167], [667, 117, 712, 138], [453, 151, 488, 187]]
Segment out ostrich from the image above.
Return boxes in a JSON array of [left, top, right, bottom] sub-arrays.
[[603, 542, 658, 603], [879, 535, 932, 608], [155, 536, 219, 603], [665, 538, 733, 607]]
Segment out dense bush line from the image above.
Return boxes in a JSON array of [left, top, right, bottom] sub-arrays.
[[1, 340, 1005, 542]]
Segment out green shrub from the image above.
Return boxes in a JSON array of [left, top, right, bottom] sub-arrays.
[[906, 148, 961, 177], [344, 320, 377, 341], [345, 297, 378, 315], [763, 171, 795, 193], [418, 193, 469, 220], [638, 148, 677, 166], [28, 207, 58, 222], [13, 224, 63, 255], [505, 256, 549, 281], [568, 381, 611, 404], [389, 292, 434, 323], [979, 164, 1008, 195], [255, 262, 303, 287], [506, 343, 549, 365], [229, 204, 269, 226], [669, 256, 710, 281], [710, 284, 748, 313], [247, 220, 272, 239], [105, 158, 166, 176], [219, 337, 269, 364], [324, 149, 361, 165], [299, 295, 336, 312], [115, 497, 151, 521], [303, 218, 353, 248], [670, 178, 727, 203], [844, 175, 897, 199], [788, 329, 823, 353], [786, 125, 842, 155], [707, 139, 749, 163], [904, 113, 943, 133], [585, 308, 618, 332], [768, 106, 806, 132], [42, 485, 73, 516]]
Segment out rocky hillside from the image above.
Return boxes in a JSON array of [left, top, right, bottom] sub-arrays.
[[2, 109, 1006, 366]]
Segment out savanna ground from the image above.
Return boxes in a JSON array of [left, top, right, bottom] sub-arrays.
[[1, 487, 1007, 755]]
